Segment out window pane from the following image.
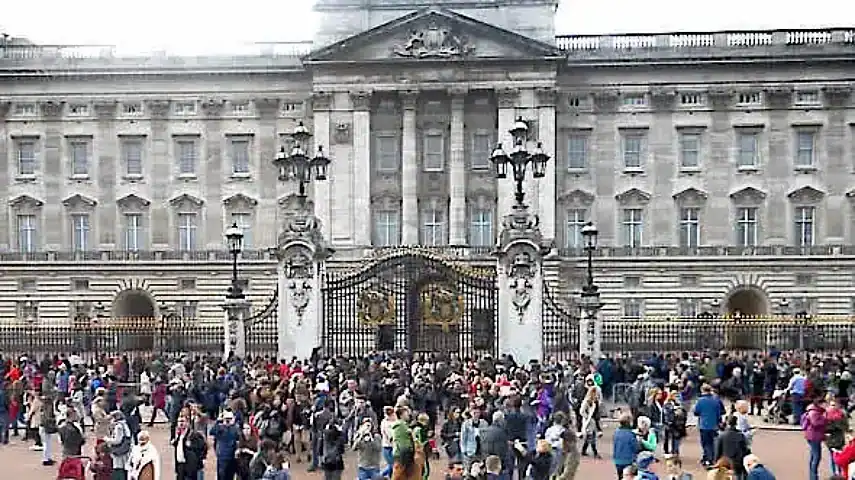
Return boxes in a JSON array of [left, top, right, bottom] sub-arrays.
[[680, 134, 700, 168], [623, 136, 643, 168], [17, 140, 36, 175], [621, 208, 643, 247], [469, 209, 493, 247], [230, 213, 253, 249], [738, 133, 757, 166], [796, 131, 815, 166], [736, 207, 758, 246], [123, 140, 143, 175], [71, 141, 89, 175], [471, 133, 492, 169], [421, 208, 446, 246], [178, 213, 197, 250], [124, 214, 142, 251], [376, 136, 398, 171], [177, 140, 197, 174], [424, 134, 444, 171], [231, 139, 250, 174], [564, 209, 587, 248], [568, 136, 588, 170], [373, 210, 400, 246], [71, 214, 89, 251], [17, 214, 36, 252]]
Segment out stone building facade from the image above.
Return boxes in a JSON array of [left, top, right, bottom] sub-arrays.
[[2, 0, 855, 324]]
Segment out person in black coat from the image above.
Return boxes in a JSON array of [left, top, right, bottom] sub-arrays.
[[715, 415, 749, 479], [171, 416, 207, 480]]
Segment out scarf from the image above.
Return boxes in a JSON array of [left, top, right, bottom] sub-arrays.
[[130, 443, 161, 480], [176, 432, 187, 464]]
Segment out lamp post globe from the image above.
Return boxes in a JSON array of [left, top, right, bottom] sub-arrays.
[[581, 221, 598, 250], [273, 121, 332, 199], [489, 116, 550, 207], [225, 222, 244, 255]]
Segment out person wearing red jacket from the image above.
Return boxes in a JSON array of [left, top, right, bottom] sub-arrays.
[[833, 435, 855, 479]]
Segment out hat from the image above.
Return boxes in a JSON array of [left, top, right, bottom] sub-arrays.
[[636, 451, 656, 469]]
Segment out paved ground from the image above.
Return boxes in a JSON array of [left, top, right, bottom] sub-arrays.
[[3, 421, 824, 480]]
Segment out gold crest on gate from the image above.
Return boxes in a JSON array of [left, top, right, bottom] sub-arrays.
[[357, 289, 396, 326], [420, 284, 464, 332]]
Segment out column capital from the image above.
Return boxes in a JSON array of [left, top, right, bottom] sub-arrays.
[[93, 100, 118, 119], [497, 87, 520, 109], [311, 92, 334, 111], [350, 91, 372, 111], [535, 87, 558, 107], [40, 100, 64, 118], [400, 90, 419, 110], [146, 100, 171, 118]]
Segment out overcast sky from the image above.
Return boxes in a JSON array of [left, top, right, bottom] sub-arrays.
[[2, 0, 852, 53]]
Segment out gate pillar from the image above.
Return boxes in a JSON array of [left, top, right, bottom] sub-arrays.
[[273, 201, 333, 361], [222, 298, 250, 359], [495, 203, 552, 362]]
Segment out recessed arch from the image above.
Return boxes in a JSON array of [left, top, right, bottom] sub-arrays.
[[724, 285, 769, 317], [111, 288, 157, 350]]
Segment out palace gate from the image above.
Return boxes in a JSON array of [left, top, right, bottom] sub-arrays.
[[541, 282, 579, 361], [243, 291, 280, 358], [322, 250, 498, 356]]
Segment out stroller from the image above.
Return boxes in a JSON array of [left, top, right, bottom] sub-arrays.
[[764, 389, 792, 424]]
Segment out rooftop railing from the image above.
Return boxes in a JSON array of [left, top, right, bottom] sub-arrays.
[[0, 41, 315, 60]]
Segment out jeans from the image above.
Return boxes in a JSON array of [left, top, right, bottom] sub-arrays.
[[357, 466, 380, 480], [792, 393, 805, 425], [663, 430, 681, 456], [39, 428, 53, 462], [197, 470, 205, 480], [217, 458, 237, 480], [699, 429, 717, 464], [808, 439, 822, 480], [0, 413, 9, 443], [311, 432, 323, 469], [381, 446, 394, 477]]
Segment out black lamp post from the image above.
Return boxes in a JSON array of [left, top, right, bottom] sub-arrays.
[[579, 221, 602, 357], [225, 222, 245, 300], [490, 116, 549, 206], [581, 222, 598, 293], [274, 121, 331, 202]]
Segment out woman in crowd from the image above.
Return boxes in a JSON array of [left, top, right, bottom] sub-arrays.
[[825, 394, 849, 477], [235, 422, 259, 480], [578, 386, 601, 458], [128, 430, 160, 480]]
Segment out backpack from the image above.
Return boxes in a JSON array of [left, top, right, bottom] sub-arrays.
[[111, 424, 132, 456], [264, 417, 282, 439]]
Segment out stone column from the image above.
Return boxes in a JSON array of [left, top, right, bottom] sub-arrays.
[[496, 89, 519, 221], [202, 100, 225, 248], [0, 102, 10, 251], [351, 92, 372, 247], [274, 203, 332, 360], [449, 88, 467, 245], [401, 90, 419, 245], [147, 100, 171, 248], [496, 203, 549, 361], [312, 93, 333, 241], [94, 101, 118, 250], [41, 101, 64, 250], [536, 88, 557, 241], [222, 297, 250, 359]]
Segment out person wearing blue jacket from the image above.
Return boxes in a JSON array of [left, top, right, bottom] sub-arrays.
[[693, 384, 724, 467], [210, 410, 241, 480], [612, 412, 639, 480]]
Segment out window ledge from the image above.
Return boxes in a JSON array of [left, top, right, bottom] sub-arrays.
[[737, 165, 759, 173], [123, 174, 144, 182], [230, 172, 252, 180], [177, 173, 198, 181], [794, 165, 817, 173], [423, 168, 445, 173], [679, 166, 702, 174], [567, 167, 589, 175], [69, 174, 90, 181], [15, 174, 37, 183], [622, 167, 645, 175]]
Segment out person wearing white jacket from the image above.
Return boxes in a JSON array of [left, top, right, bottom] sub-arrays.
[[128, 430, 161, 480]]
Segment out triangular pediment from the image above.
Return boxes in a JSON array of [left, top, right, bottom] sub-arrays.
[[116, 194, 151, 209], [729, 186, 767, 204], [615, 188, 651, 204], [305, 8, 563, 63], [787, 185, 825, 203], [61, 193, 97, 209], [672, 187, 708, 204], [223, 193, 258, 209], [557, 189, 595, 206], [168, 193, 204, 209], [9, 194, 44, 209]]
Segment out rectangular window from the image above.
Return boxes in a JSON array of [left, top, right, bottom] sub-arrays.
[[622, 133, 644, 169], [230, 137, 251, 174], [123, 213, 143, 251], [679, 207, 701, 248], [373, 210, 400, 246], [122, 102, 142, 116], [423, 133, 445, 171], [795, 130, 816, 167], [622, 94, 646, 107], [16, 214, 37, 253], [421, 208, 446, 246], [16, 138, 37, 176], [177, 213, 197, 251], [565, 209, 587, 248], [737, 131, 759, 168], [622, 298, 643, 318], [679, 299, 699, 318], [14, 103, 37, 116], [736, 207, 759, 247], [795, 91, 820, 106], [567, 135, 588, 170], [471, 133, 492, 170], [68, 104, 89, 116], [469, 209, 493, 247], [375, 135, 399, 172], [794, 206, 815, 247], [230, 213, 253, 249], [174, 102, 196, 115], [122, 137, 144, 176], [180, 301, 198, 320], [176, 138, 197, 175], [71, 214, 90, 252], [621, 208, 643, 247], [679, 133, 701, 169], [69, 139, 89, 176]]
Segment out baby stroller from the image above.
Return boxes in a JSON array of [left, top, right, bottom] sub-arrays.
[[764, 389, 792, 425], [57, 455, 90, 480]]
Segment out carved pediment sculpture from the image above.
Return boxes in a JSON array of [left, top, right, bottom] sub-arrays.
[[169, 193, 204, 209], [615, 187, 652, 205], [729, 186, 767, 205], [787, 185, 825, 204], [672, 187, 708, 205], [62, 193, 97, 209], [223, 193, 259, 209], [557, 189, 595, 207], [393, 22, 474, 59], [116, 194, 151, 210], [9, 194, 44, 209]]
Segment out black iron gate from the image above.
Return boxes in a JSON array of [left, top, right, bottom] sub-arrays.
[[542, 282, 579, 361], [323, 251, 498, 356], [244, 291, 279, 359]]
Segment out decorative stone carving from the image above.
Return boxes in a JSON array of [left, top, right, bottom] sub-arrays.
[[287, 279, 311, 326], [509, 251, 533, 324], [40, 101, 63, 118], [333, 122, 352, 144], [615, 188, 652, 205], [557, 189, 595, 207], [223, 193, 258, 209], [9, 194, 44, 209], [276, 199, 333, 261], [535, 87, 558, 108], [61, 193, 97, 209], [672, 187, 708, 206], [393, 22, 473, 58], [497, 88, 520, 109], [201, 99, 226, 117], [357, 289, 396, 326], [729, 186, 767, 204], [116, 194, 151, 210], [169, 193, 205, 209], [787, 185, 825, 204]]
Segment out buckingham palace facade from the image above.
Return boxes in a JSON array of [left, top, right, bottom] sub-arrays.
[[2, 0, 855, 325]]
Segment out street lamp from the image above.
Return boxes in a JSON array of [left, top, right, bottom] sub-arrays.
[[225, 222, 245, 300], [579, 221, 603, 359], [273, 121, 331, 201], [490, 116, 549, 206]]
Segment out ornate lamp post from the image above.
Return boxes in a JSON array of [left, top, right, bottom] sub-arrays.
[[223, 223, 247, 359], [490, 117, 549, 207], [225, 222, 245, 300], [274, 121, 331, 202], [579, 222, 603, 359]]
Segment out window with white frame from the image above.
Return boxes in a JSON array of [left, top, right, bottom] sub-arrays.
[[373, 210, 400, 246], [230, 136, 251, 174], [122, 102, 142, 116], [567, 134, 588, 170], [69, 138, 90, 176], [423, 133, 445, 171], [16, 214, 37, 253], [375, 134, 399, 172], [622, 94, 646, 107], [174, 102, 196, 115], [179, 301, 198, 320], [469, 208, 493, 247], [794, 206, 815, 247], [177, 213, 198, 251], [471, 133, 492, 170], [231, 101, 250, 114], [16, 138, 37, 176], [230, 212, 253, 249], [737, 92, 762, 105], [795, 130, 816, 168], [123, 213, 143, 251], [679, 207, 701, 248], [176, 138, 198, 175], [621, 208, 643, 247], [736, 207, 759, 246], [71, 214, 90, 252], [795, 91, 821, 106], [622, 298, 643, 318], [679, 299, 699, 318], [421, 207, 446, 246], [736, 131, 760, 168], [14, 103, 37, 116], [122, 137, 144, 176], [621, 132, 645, 169], [679, 132, 701, 169], [565, 209, 587, 248]]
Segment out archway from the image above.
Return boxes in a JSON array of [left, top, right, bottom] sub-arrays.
[[112, 289, 157, 351], [725, 286, 769, 317]]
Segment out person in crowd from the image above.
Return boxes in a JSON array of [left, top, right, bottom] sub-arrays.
[[479, 410, 509, 477], [439, 407, 461, 463], [261, 451, 290, 480], [90, 441, 115, 480], [353, 417, 382, 480], [802, 395, 828, 480], [40, 391, 59, 466], [622, 464, 639, 480], [636, 451, 660, 480], [788, 368, 808, 426], [320, 421, 346, 480], [553, 430, 580, 480], [171, 416, 207, 480], [825, 395, 848, 477], [26, 390, 43, 450], [235, 422, 259, 480], [613, 413, 639, 480], [120, 390, 143, 446], [706, 457, 734, 480], [484, 454, 502, 480], [104, 410, 133, 480], [694, 384, 725, 467], [663, 455, 693, 480], [579, 386, 601, 458], [248, 439, 278, 480], [544, 411, 567, 474], [93, 395, 112, 442], [128, 430, 160, 480], [714, 415, 749, 480], [57, 407, 87, 480], [732, 401, 754, 451], [148, 380, 168, 427], [635, 416, 657, 453], [210, 410, 240, 480], [459, 407, 486, 470], [516, 438, 552, 480], [743, 454, 775, 480], [662, 391, 687, 457]]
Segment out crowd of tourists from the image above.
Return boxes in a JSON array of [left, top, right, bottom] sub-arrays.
[[2, 348, 855, 479]]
